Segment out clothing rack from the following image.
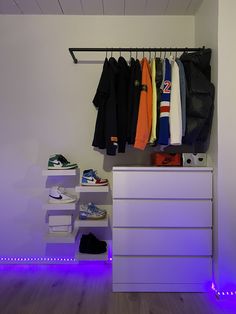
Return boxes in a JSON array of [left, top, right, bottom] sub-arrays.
[[68, 47, 205, 64]]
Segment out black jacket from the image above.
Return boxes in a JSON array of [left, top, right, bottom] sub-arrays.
[[180, 49, 215, 152], [127, 58, 142, 145], [117, 57, 130, 152], [92, 57, 118, 155]]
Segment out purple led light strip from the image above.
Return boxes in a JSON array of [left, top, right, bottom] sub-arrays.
[[0, 257, 76, 262], [0, 257, 112, 263], [211, 282, 236, 297]]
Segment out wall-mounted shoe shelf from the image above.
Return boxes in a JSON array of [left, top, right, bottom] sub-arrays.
[[42, 169, 79, 176], [75, 216, 109, 228], [75, 180, 110, 261], [75, 185, 109, 193], [77, 251, 108, 261], [42, 166, 110, 260], [45, 226, 79, 244], [43, 168, 79, 244], [43, 200, 79, 211]]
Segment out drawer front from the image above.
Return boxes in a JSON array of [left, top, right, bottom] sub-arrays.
[[113, 256, 212, 284], [113, 199, 212, 227], [113, 170, 212, 199], [113, 228, 212, 255]]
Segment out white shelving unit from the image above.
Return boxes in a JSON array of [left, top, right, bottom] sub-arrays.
[[42, 169, 79, 244], [43, 168, 110, 260], [75, 181, 110, 261]]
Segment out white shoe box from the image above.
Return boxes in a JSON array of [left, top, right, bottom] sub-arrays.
[[48, 215, 72, 226], [182, 153, 207, 167]]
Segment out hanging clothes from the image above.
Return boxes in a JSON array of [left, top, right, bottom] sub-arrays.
[[180, 48, 214, 152], [127, 58, 142, 145], [169, 56, 182, 145], [155, 57, 163, 143], [92, 58, 109, 150], [134, 57, 153, 150], [91, 48, 214, 155], [149, 57, 157, 144], [116, 56, 130, 153], [92, 57, 118, 155], [158, 58, 171, 145], [176, 58, 187, 136]]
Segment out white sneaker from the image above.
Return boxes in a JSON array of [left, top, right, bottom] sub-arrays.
[[79, 202, 107, 220], [49, 186, 76, 204]]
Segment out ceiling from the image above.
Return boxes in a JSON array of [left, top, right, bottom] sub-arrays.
[[0, 0, 203, 15]]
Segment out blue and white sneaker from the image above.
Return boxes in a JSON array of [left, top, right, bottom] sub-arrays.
[[49, 186, 76, 204], [48, 154, 78, 170], [81, 169, 108, 186], [79, 203, 107, 220]]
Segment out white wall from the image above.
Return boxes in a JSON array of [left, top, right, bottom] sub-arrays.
[[195, 0, 218, 167], [196, 0, 236, 291], [217, 0, 236, 290], [0, 15, 195, 257], [195, 0, 219, 288]]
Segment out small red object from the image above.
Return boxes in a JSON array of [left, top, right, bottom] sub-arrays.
[[151, 153, 182, 167]]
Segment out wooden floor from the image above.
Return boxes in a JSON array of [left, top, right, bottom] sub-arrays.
[[0, 262, 235, 314]]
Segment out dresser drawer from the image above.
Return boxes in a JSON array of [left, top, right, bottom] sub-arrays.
[[113, 199, 212, 227], [113, 228, 212, 255], [113, 256, 212, 284], [113, 168, 212, 199]]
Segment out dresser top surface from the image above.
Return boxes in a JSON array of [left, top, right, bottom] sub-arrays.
[[112, 166, 213, 172]]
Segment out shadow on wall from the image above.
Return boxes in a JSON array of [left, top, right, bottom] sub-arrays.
[[99, 145, 154, 172], [96, 143, 203, 172]]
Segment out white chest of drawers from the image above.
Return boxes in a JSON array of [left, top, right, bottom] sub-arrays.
[[112, 167, 213, 292]]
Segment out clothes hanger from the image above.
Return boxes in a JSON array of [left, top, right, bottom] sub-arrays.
[[129, 50, 132, 65]]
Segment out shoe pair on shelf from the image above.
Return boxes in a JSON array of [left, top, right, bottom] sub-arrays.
[[49, 186, 76, 204], [79, 202, 106, 220], [81, 169, 108, 186], [48, 154, 78, 170], [79, 233, 107, 254]]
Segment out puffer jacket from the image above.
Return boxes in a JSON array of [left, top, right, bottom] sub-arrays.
[[180, 48, 215, 152]]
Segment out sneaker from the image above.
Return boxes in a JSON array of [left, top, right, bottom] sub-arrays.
[[81, 169, 108, 186], [79, 233, 107, 254], [49, 186, 76, 204], [79, 202, 106, 220], [48, 154, 78, 170]]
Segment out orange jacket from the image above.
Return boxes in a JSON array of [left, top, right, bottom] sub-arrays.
[[134, 58, 153, 150]]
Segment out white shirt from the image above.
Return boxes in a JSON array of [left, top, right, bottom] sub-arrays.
[[169, 56, 182, 145]]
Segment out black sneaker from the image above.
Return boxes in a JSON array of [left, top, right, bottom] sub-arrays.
[[79, 233, 107, 254]]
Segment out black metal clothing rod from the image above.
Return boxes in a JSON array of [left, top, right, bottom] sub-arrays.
[[68, 46, 205, 64]]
